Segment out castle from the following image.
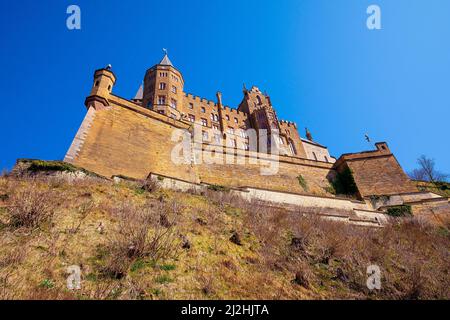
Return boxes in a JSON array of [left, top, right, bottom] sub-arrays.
[[64, 52, 449, 225]]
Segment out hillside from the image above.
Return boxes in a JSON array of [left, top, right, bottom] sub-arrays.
[[0, 171, 448, 300]]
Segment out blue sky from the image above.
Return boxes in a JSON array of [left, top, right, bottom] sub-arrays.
[[0, 0, 449, 174]]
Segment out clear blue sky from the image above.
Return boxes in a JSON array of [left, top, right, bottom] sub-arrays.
[[0, 0, 449, 174]]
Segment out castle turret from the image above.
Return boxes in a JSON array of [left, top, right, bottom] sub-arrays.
[[142, 51, 184, 119], [85, 65, 116, 110]]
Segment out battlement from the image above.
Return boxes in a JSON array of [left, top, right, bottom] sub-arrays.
[[279, 120, 297, 128]]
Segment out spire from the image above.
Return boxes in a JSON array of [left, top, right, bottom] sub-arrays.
[[159, 48, 173, 66], [133, 84, 143, 100], [305, 128, 313, 141]]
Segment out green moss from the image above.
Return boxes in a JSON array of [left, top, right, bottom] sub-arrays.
[[159, 264, 176, 271], [386, 205, 412, 217], [155, 275, 173, 284], [207, 184, 230, 192], [297, 175, 308, 191], [39, 279, 54, 289], [18, 159, 103, 178]]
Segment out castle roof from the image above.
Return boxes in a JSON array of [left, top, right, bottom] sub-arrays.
[[159, 53, 173, 67]]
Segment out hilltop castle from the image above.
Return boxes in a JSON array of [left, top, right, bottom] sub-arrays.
[[64, 52, 449, 224]]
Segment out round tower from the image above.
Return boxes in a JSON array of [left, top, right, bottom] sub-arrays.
[[85, 65, 116, 110], [142, 51, 184, 119]]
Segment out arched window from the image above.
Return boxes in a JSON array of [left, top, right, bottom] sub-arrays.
[[256, 95, 262, 105]]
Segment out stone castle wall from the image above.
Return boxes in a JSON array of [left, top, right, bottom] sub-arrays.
[[67, 102, 336, 196]]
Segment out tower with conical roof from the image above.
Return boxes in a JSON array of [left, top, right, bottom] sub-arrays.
[[142, 50, 185, 119]]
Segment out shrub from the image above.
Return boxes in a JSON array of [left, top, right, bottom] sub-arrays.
[[101, 202, 180, 278], [7, 183, 55, 229], [386, 205, 412, 217], [332, 167, 358, 196]]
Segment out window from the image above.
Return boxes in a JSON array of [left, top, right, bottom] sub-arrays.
[[108, 85, 111, 91], [230, 139, 237, 148], [157, 95, 166, 105], [170, 98, 177, 109], [256, 95, 262, 105], [201, 107, 205, 113], [189, 103, 194, 109], [201, 118, 207, 127], [95, 80, 100, 87], [212, 124, 219, 131], [214, 134, 221, 143], [234, 117, 238, 124], [172, 75, 178, 82], [159, 72, 168, 77], [277, 137, 284, 145], [226, 115, 230, 121], [227, 127, 234, 134], [171, 85, 177, 93], [289, 141, 297, 155], [202, 131, 209, 140], [239, 130, 246, 138], [159, 82, 166, 90], [243, 142, 249, 150], [188, 114, 195, 122]]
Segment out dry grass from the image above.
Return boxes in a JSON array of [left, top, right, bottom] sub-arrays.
[[0, 175, 448, 300]]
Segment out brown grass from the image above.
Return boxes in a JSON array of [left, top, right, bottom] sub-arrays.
[[0, 175, 448, 300]]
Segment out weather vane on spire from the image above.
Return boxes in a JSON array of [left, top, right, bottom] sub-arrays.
[[163, 48, 168, 55]]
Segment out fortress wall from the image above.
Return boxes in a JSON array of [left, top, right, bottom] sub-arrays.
[[69, 105, 198, 182], [344, 155, 418, 197], [196, 155, 334, 195], [68, 103, 336, 195]]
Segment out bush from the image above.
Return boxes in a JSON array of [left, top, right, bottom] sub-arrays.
[[332, 167, 358, 196], [7, 183, 55, 229], [386, 205, 412, 217], [101, 202, 180, 278]]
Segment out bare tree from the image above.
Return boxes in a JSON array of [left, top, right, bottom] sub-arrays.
[[409, 155, 448, 182]]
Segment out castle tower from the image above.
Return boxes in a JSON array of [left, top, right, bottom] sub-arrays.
[[237, 86, 282, 151], [142, 51, 185, 119], [85, 65, 116, 110]]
